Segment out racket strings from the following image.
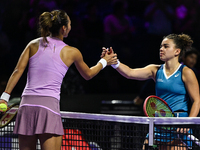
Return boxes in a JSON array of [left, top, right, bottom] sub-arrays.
[[146, 97, 174, 117]]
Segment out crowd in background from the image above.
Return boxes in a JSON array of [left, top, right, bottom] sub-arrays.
[[0, 0, 200, 96]]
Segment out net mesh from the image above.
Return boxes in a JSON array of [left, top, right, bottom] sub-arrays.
[[0, 111, 200, 150], [61, 118, 148, 150]]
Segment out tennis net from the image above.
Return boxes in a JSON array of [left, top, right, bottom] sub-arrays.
[[0, 111, 200, 149]]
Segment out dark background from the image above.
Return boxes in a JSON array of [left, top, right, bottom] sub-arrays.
[[0, 0, 200, 115]]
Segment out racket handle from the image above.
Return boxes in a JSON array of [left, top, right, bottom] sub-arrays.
[[155, 111, 158, 117], [188, 135, 200, 146]]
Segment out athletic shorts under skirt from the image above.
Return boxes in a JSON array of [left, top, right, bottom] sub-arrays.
[[13, 95, 64, 135]]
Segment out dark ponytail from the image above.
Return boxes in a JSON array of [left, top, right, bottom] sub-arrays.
[[164, 33, 193, 58]]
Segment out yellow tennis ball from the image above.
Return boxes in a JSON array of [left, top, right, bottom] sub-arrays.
[[0, 103, 7, 112]]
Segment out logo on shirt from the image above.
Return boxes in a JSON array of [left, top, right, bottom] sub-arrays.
[[157, 79, 164, 82], [175, 73, 179, 77]]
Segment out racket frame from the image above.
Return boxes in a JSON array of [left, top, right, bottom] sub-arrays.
[[0, 105, 18, 128], [143, 95, 175, 117], [0, 98, 20, 128]]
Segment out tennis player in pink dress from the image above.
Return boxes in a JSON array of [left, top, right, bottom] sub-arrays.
[[0, 10, 117, 150]]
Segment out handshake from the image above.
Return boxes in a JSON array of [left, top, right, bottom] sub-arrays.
[[100, 47, 120, 69]]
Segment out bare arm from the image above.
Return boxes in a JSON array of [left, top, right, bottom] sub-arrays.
[[101, 47, 160, 81], [4, 44, 30, 94], [182, 67, 200, 117], [61, 46, 117, 80], [116, 63, 160, 81], [0, 41, 31, 104]]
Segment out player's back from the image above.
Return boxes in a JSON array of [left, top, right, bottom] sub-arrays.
[[22, 37, 69, 100]]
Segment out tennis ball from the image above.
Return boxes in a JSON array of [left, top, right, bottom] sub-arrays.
[[0, 103, 7, 112]]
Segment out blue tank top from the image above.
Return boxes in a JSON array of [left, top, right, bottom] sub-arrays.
[[155, 64, 189, 112]]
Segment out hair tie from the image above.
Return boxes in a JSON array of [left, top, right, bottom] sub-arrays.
[[57, 15, 61, 24], [50, 13, 53, 20]]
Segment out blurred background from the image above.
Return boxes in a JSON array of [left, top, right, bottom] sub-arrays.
[[0, 0, 200, 115]]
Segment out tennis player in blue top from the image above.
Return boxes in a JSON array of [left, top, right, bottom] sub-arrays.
[[102, 33, 200, 149]]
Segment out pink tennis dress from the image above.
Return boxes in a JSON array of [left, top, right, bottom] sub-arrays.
[[14, 37, 68, 135]]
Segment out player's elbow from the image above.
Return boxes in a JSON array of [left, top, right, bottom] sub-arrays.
[[83, 74, 93, 80], [12, 68, 24, 76]]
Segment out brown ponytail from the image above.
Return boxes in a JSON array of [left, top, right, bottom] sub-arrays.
[[38, 10, 69, 43], [39, 12, 52, 43]]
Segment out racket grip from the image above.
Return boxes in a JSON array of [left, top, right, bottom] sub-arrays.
[[155, 111, 159, 117], [188, 135, 200, 146]]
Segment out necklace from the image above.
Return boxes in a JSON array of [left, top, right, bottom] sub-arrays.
[[165, 63, 180, 75]]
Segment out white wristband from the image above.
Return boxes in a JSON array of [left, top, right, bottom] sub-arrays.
[[98, 58, 107, 69], [0, 92, 10, 102], [111, 60, 120, 69]]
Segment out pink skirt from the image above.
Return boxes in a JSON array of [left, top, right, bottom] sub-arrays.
[[13, 95, 64, 135]]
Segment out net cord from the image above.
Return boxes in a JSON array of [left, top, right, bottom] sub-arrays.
[[60, 111, 200, 125]]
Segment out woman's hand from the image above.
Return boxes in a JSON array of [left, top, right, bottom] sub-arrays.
[[101, 47, 117, 65], [101, 47, 115, 58], [0, 100, 8, 113]]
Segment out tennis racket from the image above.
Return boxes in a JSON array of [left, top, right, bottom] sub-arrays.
[[143, 95, 174, 117], [0, 97, 20, 128], [143, 95, 200, 147]]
